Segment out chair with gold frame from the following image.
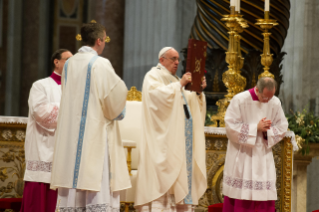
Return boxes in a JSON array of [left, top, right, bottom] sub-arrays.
[[118, 86, 142, 212]]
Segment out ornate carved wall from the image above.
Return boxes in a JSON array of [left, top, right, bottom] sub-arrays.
[[0, 120, 27, 198]]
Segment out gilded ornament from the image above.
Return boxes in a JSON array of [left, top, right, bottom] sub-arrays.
[[194, 58, 202, 73], [15, 130, 25, 141], [76, 20, 111, 43], [204, 52, 207, 57], [75, 34, 82, 41], [210, 6, 248, 125], [105, 36, 111, 43], [255, 12, 278, 79], [127, 86, 142, 101], [2, 130, 13, 141]]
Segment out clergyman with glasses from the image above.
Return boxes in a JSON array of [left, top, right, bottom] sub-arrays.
[[134, 47, 207, 211], [222, 77, 288, 212]]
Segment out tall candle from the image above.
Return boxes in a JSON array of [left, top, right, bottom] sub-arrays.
[[265, 0, 270, 11], [238, 0, 241, 13], [230, 0, 236, 7]]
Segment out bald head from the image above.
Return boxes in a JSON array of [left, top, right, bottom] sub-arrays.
[[255, 77, 277, 103], [256, 77, 277, 93]]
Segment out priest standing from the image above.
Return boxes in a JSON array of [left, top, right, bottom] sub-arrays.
[[21, 49, 73, 212], [135, 47, 207, 211], [50, 22, 131, 211], [222, 77, 288, 212]]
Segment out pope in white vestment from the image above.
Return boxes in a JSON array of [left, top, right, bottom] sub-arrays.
[[135, 47, 207, 212], [21, 49, 73, 212], [50, 22, 131, 211], [222, 77, 288, 212]]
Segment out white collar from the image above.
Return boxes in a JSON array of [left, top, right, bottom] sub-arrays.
[[78, 46, 98, 56], [53, 71, 61, 76]]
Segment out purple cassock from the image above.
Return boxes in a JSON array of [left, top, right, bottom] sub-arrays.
[[20, 182, 58, 212], [222, 87, 275, 212]]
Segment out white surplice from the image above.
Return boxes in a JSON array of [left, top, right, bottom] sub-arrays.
[[223, 90, 288, 201], [51, 46, 131, 211], [24, 75, 61, 184], [135, 64, 207, 207]]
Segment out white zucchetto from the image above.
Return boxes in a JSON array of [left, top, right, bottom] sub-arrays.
[[158, 47, 173, 59]]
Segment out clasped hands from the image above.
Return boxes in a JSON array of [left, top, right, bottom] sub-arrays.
[[180, 73, 207, 91], [257, 117, 272, 132]]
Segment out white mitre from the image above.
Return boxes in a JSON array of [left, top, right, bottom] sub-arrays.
[[158, 47, 173, 59]]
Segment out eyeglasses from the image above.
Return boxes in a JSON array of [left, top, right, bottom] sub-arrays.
[[162, 57, 181, 62]]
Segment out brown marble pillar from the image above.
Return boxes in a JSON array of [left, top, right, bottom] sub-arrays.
[[94, 0, 125, 78], [0, 0, 8, 115], [19, 0, 41, 116]]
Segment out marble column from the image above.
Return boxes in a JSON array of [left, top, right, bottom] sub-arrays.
[[280, 0, 319, 114], [93, 0, 125, 78], [122, 0, 197, 91], [307, 157, 319, 212], [19, 0, 40, 116], [292, 144, 319, 212], [5, 0, 22, 116]]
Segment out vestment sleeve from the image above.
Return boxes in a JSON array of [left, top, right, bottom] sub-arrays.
[[265, 102, 288, 148], [29, 83, 59, 132], [224, 97, 258, 147], [93, 59, 128, 121]]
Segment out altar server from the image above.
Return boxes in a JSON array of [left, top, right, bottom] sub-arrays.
[[21, 49, 73, 212], [222, 77, 288, 212], [135, 47, 207, 211], [50, 22, 130, 211]]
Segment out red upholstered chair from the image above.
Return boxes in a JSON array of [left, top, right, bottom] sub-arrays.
[[208, 203, 224, 212], [0, 198, 22, 212], [312, 210, 319, 212]]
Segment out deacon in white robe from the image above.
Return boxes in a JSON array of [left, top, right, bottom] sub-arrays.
[[222, 77, 288, 212], [135, 47, 207, 212], [50, 22, 131, 211], [21, 49, 73, 212]]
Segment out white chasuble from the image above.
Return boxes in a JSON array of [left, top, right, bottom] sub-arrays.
[[50, 48, 131, 194], [223, 90, 288, 201], [134, 64, 207, 207]]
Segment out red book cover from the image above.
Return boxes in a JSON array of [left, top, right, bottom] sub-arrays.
[[185, 39, 207, 93]]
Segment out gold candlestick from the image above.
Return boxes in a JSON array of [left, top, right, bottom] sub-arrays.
[[255, 11, 278, 79], [209, 8, 248, 127]]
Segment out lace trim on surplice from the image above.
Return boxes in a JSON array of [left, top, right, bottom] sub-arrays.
[[43, 105, 59, 125], [58, 204, 120, 212], [272, 127, 282, 142], [136, 193, 193, 212], [238, 123, 249, 144], [223, 175, 276, 191], [26, 160, 52, 172]]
